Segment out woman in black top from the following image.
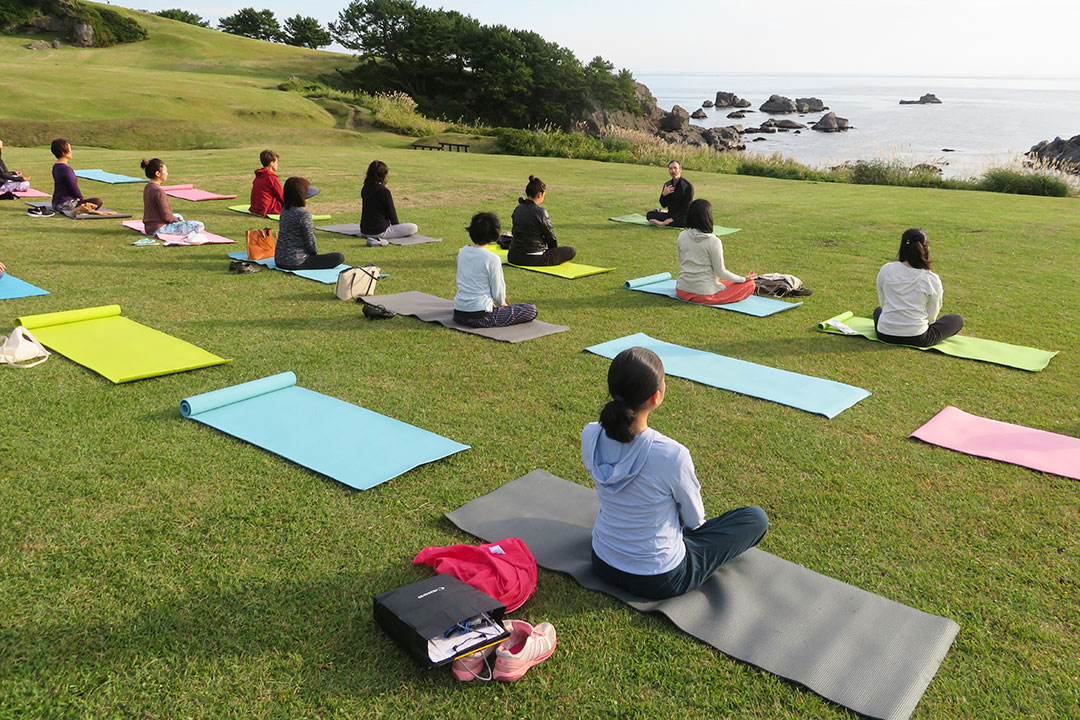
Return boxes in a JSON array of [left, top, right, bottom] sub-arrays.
[[359, 160, 418, 242], [508, 175, 576, 266], [276, 176, 345, 270], [646, 160, 694, 227]]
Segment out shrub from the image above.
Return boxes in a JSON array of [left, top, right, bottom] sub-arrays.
[[736, 154, 836, 182], [0, 0, 147, 46], [153, 9, 209, 27], [977, 168, 1071, 197]]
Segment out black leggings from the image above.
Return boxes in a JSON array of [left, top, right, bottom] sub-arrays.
[[645, 209, 683, 226], [278, 252, 345, 271], [873, 307, 964, 347], [507, 246, 576, 266]]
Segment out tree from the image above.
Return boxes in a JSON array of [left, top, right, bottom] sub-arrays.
[[218, 8, 281, 42], [153, 9, 210, 28], [282, 15, 331, 49]]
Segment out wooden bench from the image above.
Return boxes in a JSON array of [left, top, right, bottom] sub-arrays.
[[439, 142, 470, 153], [411, 143, 441, 151]]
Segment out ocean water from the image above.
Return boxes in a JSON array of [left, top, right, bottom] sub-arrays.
[[634, 73, 1080, 178]]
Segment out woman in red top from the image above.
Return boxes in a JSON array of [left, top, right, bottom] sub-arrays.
[[249, 149, 283, 216]]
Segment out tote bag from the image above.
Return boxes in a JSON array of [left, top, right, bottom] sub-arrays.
[[245, 228, 276, 261]]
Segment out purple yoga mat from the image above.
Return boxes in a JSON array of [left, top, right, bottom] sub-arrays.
[[910, 406, 1080, 481]]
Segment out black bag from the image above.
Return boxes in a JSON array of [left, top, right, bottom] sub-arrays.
[[373, 574, 509, 668]]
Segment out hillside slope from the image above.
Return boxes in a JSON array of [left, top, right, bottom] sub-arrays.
[[0, 3, 373, 149]]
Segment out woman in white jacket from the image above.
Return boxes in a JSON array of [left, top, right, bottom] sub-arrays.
[[874, 228, 964, 347], [674, 199, 756, 304]]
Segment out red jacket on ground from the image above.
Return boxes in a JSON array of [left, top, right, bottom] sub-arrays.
[[414, 538, 537, 612], [249, 167, 283, 216]]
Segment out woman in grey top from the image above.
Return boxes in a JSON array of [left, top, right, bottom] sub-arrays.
[[275, 177, 345, 270]]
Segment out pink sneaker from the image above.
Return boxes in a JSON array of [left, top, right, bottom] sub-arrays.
[[450, 644, 494, 682], [492, 620, 557, 681]]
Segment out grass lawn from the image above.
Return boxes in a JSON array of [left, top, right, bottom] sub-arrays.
[[0, 144, 1076, 720]]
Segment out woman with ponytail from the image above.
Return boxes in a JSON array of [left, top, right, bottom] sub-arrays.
[[140, 158, 205, 237], [873, 228, 964, 347], [581, 347, 769, 600], [508, 175, 576, 266]]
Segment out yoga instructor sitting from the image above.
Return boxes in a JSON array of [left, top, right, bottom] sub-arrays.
[[647, 160, 694, 227], [583, 346, 769, 600], [276, 177, 345, 271], [508, 175, 575, 266], [675, 199, 756, 305], [874, 227, 963, 347]]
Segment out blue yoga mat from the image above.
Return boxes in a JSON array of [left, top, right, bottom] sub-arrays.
[[227, 251, 350, 284], [625, 273, 801, 317], [585, 333, 870, 418], [181, 372, 470, 490], [0, 274, 49, 300], [74, 169, 146, 184]]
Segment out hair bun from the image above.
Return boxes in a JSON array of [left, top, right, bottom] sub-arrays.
[[140, 159, 149, 169], [528, 175, 536, 181]]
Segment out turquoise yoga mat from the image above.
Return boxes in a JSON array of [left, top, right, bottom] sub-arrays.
[[585, 333, 870, 418], [625, 273, 801, 317], [227, 251, 349, 284], [0, 273, 49, 300], [74, 169, 146, 184], [181, 372, 470, 490], [608, 214, 741, 235]]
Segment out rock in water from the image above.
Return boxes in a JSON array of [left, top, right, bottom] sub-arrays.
[[660, 105, 691, 132], [795, 97, 828, 112], [812, 112, 851, 132], [727, 111, 746, 119], [702, 100, 714, 108], [714, 91, 751, 108], [1026, 135, 1080, 173], [690, 108, 708, 119], [759, 95, 797, 114], [900, 93, 942, 105]]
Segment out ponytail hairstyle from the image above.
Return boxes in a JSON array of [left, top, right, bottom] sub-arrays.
[[364, 160, 389, 187], [525, 175, 546, 198], [686, 198, 714, 234], [140, 158, 165, 179], [898, 227, 931, 270], [599, 346, 664, 443]]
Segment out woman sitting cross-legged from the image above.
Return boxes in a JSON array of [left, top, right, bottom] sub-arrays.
[[141, 158, 205, 237], [675, 198, 757, 305], [873, 227, 963, 347], [508, 175, 575, 266], [583, 346, 769, 600], [360, 160, 418, 242], [275, 176, 345, 271], [453, 212, 538, 328]]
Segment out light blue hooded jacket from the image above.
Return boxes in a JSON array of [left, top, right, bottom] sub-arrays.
[[581, 422, 707, 575]]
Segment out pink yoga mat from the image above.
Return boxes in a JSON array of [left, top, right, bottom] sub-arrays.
[[910, 406, 1080, 481], [14, 188, 49, 198], [163, 186, 237, 202], [122, 220, 235, 245]]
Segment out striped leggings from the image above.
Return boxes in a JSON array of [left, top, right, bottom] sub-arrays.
[[454, 303, 538, 328]]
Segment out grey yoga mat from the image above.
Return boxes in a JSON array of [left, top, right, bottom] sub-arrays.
[[373, 291, 568, 343], [446, 470, 959, 720], [25, 201, 132, 219], [315, 223, 442, 246]]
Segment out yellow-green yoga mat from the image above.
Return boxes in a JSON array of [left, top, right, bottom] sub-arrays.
[[18, 305, 231, 383], [227, 205, 331, 221], [486, 246, 612, 279], [817, 311, 1058, 372]]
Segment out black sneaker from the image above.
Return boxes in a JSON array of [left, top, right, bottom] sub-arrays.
[[361, 302, 395, 319], [26, 206, 55, 217], [229, 260, 261, 274], [0, 191, 16, 200]]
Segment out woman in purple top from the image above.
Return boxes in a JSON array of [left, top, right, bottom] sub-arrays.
[[50, 138, 102, 217]]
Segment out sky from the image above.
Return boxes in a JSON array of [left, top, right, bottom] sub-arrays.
[[121, 0, 1080, 77]]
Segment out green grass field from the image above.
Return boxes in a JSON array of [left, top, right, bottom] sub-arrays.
[[0, 142, 1077, 719]]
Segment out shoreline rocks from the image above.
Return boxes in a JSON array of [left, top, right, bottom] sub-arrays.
[[690, 108, 708, 119], [812, 112, 851, 132], [900, 93, 942, 105], [1026, 135, 1080, 173], [759, 94, 797, 114], [796, 97, 827, 112], [714, 91, 751, 108]]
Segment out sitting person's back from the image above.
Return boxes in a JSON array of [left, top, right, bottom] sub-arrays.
[[507, 175, 575, 267], [453, 212, 537, 328], [250, 149, 283, 217], [874, 228, 963, 347], [275, 176, 344, 271]]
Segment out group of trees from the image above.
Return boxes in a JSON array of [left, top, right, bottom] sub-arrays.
[[153, 7, 331, 49], [327, 0, 639, 129]]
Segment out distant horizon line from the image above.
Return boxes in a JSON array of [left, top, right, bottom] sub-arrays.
[[630, 70, 1080, 80]]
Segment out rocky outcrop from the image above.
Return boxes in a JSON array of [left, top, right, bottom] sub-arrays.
[[795, 97, 827, 112], [583, 82, 666, 134], [714, 92, 751, 108], [690, 108, 708, 119], [29, 15, 95, 46], [26, 40, 53, 50], [900, 93, 942, 105], [702, 100, 714, 108], [812, 112, 851, 132], [660, 105, 691, 131], [759, 95, 797, 114], [744, 126, 777, 134], [727, 111, 746, 119], [762, 118, 807, 129], [1026, 135, 1080, 173], [658, 125, 745, 152]]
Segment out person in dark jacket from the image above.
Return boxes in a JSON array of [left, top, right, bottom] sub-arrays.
[[360, 160, 418, 241], [508, 175, 576, 266], [275, 176, 345, 270], [249, 149, 283, 217], [0, 138, 30, 199], [646, 160, 694, 227]]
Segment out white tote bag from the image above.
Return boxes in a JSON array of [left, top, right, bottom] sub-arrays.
[[0, 326, 51, 368]]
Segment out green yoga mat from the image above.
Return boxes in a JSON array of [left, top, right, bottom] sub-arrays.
[[817, 311, 1058, 372], [486, 246, 612, 279], [18, 305, 231, 383], [608, 213, 740, 236], [227, 205, 331, 222]]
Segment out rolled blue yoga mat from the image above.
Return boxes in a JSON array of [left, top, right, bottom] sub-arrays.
[[624, 272, 801, 317], [181, 373, 470, 490], [585, 333, 870, 418]]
